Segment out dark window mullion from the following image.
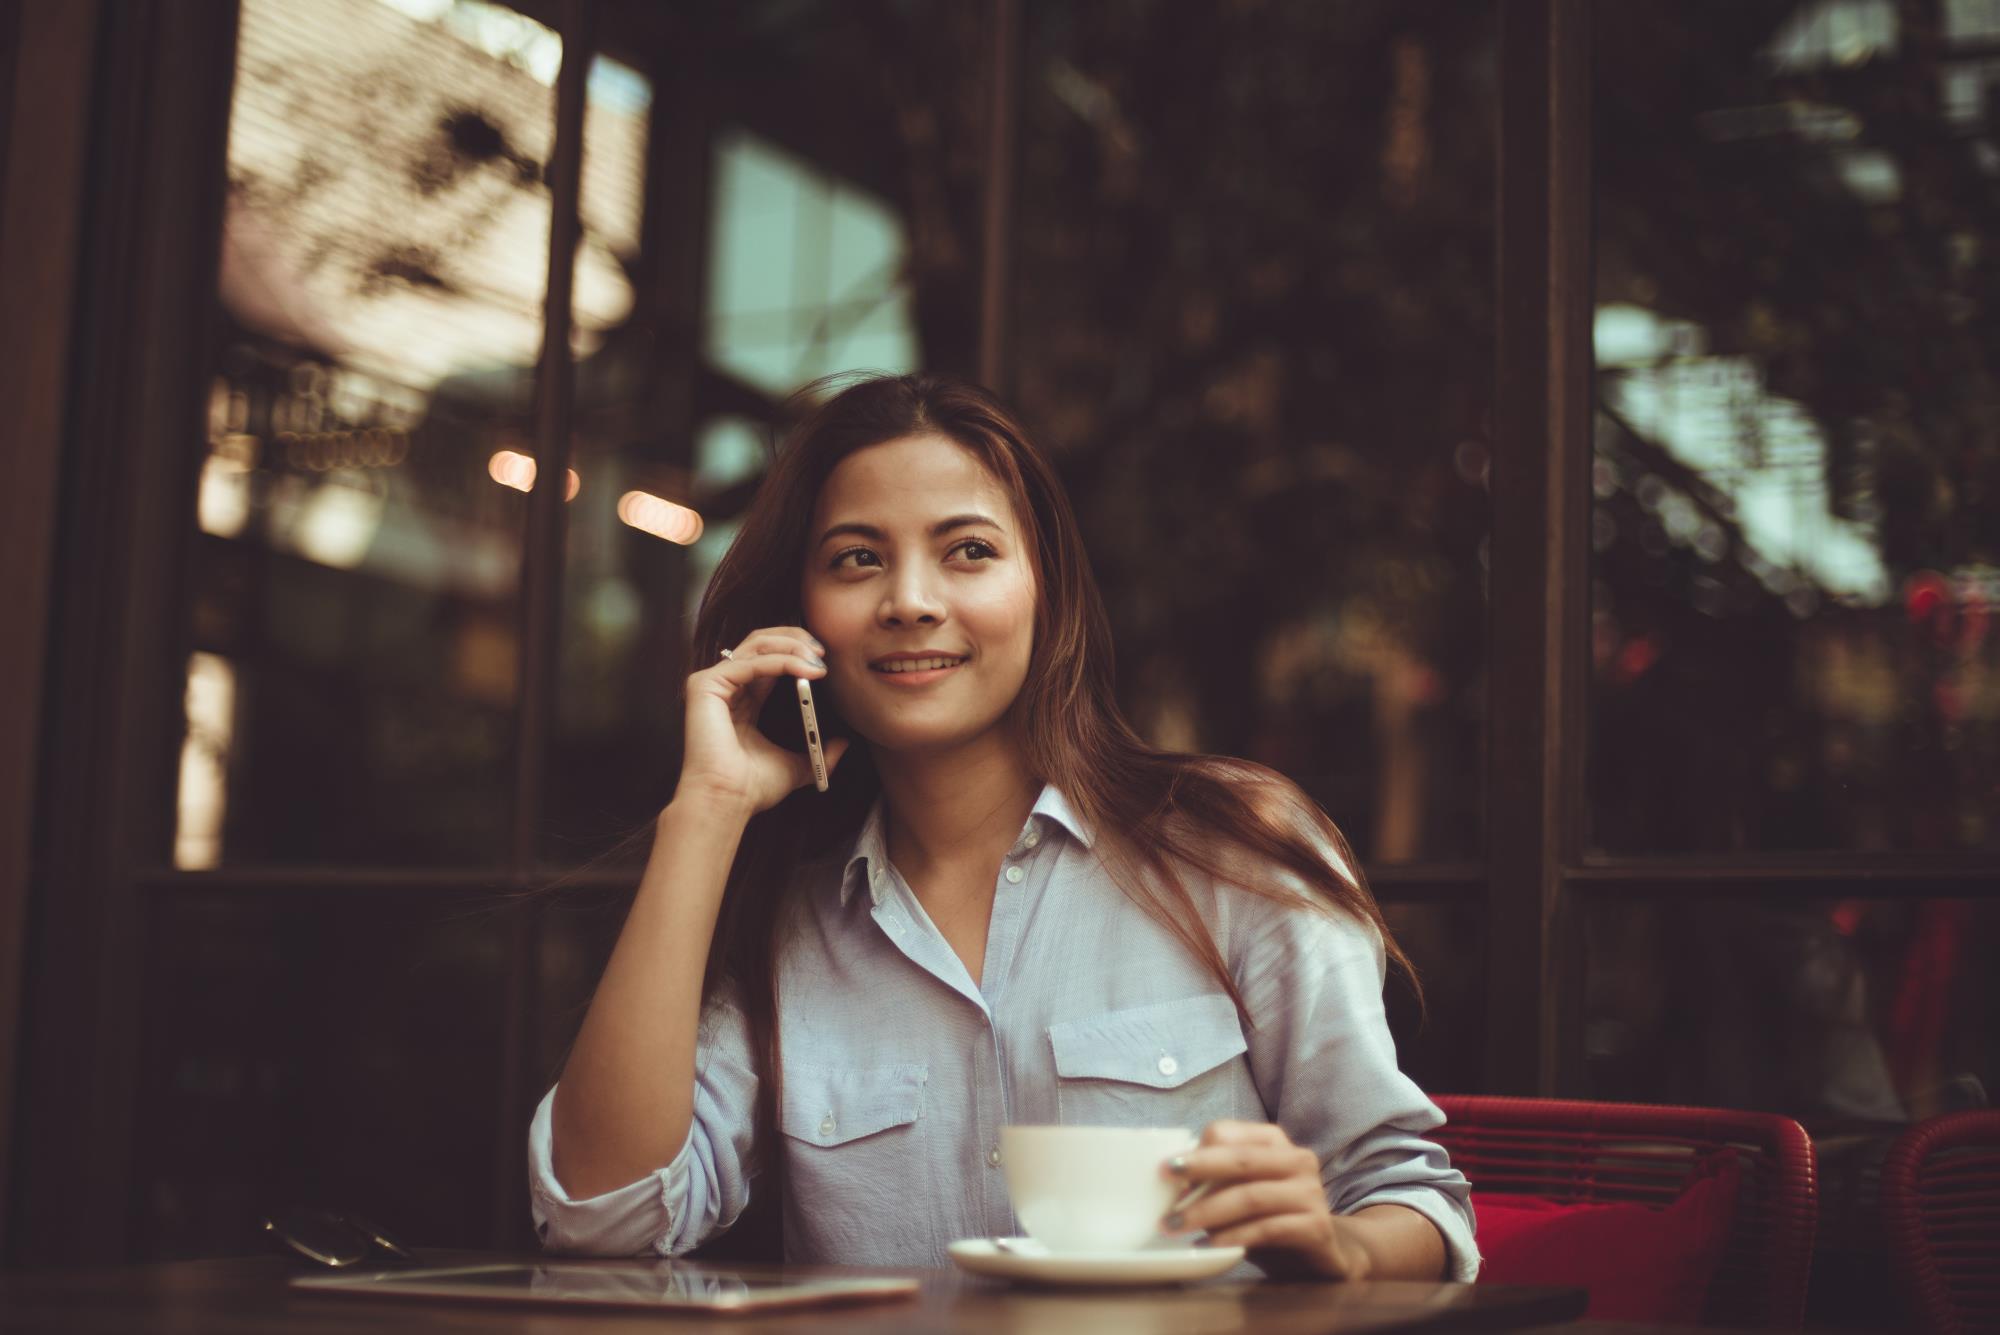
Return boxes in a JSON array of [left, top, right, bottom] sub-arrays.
[[128, 859, 1497, 901], [1546, 0, 1595, 1099], [978, 0, 1020, 392], [515, 2, 593, 865], [495, 0, 595, 1250], [1567, 866, 2000, 902], [1488, 0, 1593, 1097], [17, 0, 241, 1267]]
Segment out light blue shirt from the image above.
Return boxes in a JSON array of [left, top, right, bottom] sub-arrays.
[[528, 783, 1480, 1280]]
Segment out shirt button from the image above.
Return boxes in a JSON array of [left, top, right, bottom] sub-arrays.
[[1004, 865, 1025, 885], [1157, 1054, 1180, 1077], [1024, 831, 1041, 847], [819, 1113, 836, 1138], [987, 1149, 1003, 1167]]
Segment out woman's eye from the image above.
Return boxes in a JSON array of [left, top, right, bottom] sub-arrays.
[[830, 548, 880, 570], [952, 539, 997, 562]]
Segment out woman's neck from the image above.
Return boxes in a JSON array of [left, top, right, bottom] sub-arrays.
[[875, 735, 1041, 882]]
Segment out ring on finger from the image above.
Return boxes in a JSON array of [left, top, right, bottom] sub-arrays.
[[718, 648, 734, 661]]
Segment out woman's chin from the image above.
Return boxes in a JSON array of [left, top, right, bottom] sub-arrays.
[[868, 732, 976, 759]]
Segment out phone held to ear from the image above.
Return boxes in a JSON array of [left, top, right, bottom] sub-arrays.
[[796, 677, 830, 792]]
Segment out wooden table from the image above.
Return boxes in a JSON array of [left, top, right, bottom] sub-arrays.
[[0, 1253, 1585, 1333]]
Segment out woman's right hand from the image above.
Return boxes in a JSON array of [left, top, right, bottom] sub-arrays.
[[676, 626, 850, 816]]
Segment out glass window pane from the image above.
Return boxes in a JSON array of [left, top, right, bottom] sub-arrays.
[[132, 888, 509, 1259], [542, 3, 988, 857], [1584, 897, 1998, 1124], [178, 0, 563, 866], [705, 127, 924, 396], [1591, 4, 2000, 854], [1382, 901, 1485, 1095], [1010, 0, 1496, 864]]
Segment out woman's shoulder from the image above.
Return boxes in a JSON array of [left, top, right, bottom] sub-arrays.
[[1135, 783, 1356, 944], [1155, 757, 1359, 891]]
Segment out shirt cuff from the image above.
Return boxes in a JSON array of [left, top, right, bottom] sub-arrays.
[[1340, 1186, 1483, 1283], [527, 1085, 692, 1256]]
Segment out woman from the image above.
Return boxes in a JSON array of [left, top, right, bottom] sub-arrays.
[[530, 373, 1477, 1281]]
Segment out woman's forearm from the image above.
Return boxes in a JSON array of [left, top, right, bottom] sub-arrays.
[[549, 787, 752, 1199], [1337, 1202, 1450, 1280]]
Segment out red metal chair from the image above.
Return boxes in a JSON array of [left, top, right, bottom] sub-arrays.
[[1881, 1109, 2000, 1335], [1432, 1095, 1818, 1329]]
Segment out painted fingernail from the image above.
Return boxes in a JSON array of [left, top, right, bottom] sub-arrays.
[[1193, 1237, 1212, 1248], [1167, 1154, 1189, 1173], [808, 656, 826, 668], [1164, 1213, 1184, 1231]]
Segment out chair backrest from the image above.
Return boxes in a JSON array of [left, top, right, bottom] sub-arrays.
[[1432, 1095, 1818, 1329], [1881, 1109, 2000, 1335]]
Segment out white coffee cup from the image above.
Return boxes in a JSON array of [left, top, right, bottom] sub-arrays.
[[999, 1125, 1195, 1253]]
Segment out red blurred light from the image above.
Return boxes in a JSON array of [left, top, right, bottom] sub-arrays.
[[1903, 570, 1948, 623], [1612, 634, 1660, 683]]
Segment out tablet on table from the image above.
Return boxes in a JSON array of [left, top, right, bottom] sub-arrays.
[[292, 1260, 921, 1314]]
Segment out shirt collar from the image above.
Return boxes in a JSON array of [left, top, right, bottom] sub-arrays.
[[838, 780, 1095, 908], [1027, 782, 1094, 849]]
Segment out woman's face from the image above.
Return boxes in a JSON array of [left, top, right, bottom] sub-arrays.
[[801, 432, 1038, 758]]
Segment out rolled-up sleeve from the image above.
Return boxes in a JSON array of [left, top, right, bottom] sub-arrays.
[[528, 994, 761, 1257], [1232, 886, 1482, 1282]]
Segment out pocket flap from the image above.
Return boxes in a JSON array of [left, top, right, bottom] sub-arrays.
[[779, 1063, 927, 1147], [1048, 994, 1248, 1088]]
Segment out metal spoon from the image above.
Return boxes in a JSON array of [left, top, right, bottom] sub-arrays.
[[1166, 1179, 1216, 1221]]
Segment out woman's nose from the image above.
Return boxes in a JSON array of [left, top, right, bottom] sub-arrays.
[[878, 569, 947, 626]]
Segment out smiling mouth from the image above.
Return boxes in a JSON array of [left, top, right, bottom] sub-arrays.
[[871, 656, 968, 674]]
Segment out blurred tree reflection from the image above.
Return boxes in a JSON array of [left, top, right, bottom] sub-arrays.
[[1591, 0, 2000, 855], [1010, 0, 1495, 863], [1583, 0, 2000, 1135]]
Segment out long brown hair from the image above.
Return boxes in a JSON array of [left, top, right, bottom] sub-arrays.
[[691, 370, 1415, 1167]]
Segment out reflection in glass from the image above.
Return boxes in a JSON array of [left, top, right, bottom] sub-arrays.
[[1591, 3, 2000, 854], [178, 0, 568, 865], [705, 128, 921, 396], [1010, 2, 1495, 863], [1585, 898, 1997, 1124], [528, 1262, 752, 1302], [542, 2, 987, 857], [174, 652, 238, 869], [1381, 903, 1484, 1095], [132, 889, 509, 1259]]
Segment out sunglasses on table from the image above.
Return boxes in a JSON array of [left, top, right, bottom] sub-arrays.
[[262, 1207, 414, 1268]]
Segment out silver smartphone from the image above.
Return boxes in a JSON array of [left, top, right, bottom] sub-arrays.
[[796, 676, 829, 792]]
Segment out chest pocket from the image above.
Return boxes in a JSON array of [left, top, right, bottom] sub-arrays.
[[777, 1063, 932, 1255], [1047, 994, 1253, 1129]]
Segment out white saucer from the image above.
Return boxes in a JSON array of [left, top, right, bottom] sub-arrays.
[[946, 1238, 1246, 1286]]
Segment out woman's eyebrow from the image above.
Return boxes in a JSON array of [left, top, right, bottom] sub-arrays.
[[814, 514, 1004, 547], [927, 513, 1005, 539]]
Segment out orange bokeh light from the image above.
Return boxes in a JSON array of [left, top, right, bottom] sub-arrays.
[[617, 490, 703, 545], [487, 450, 579, 500]]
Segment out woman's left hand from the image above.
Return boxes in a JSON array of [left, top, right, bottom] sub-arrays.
[[1163, 1120, 1372, 1279]]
